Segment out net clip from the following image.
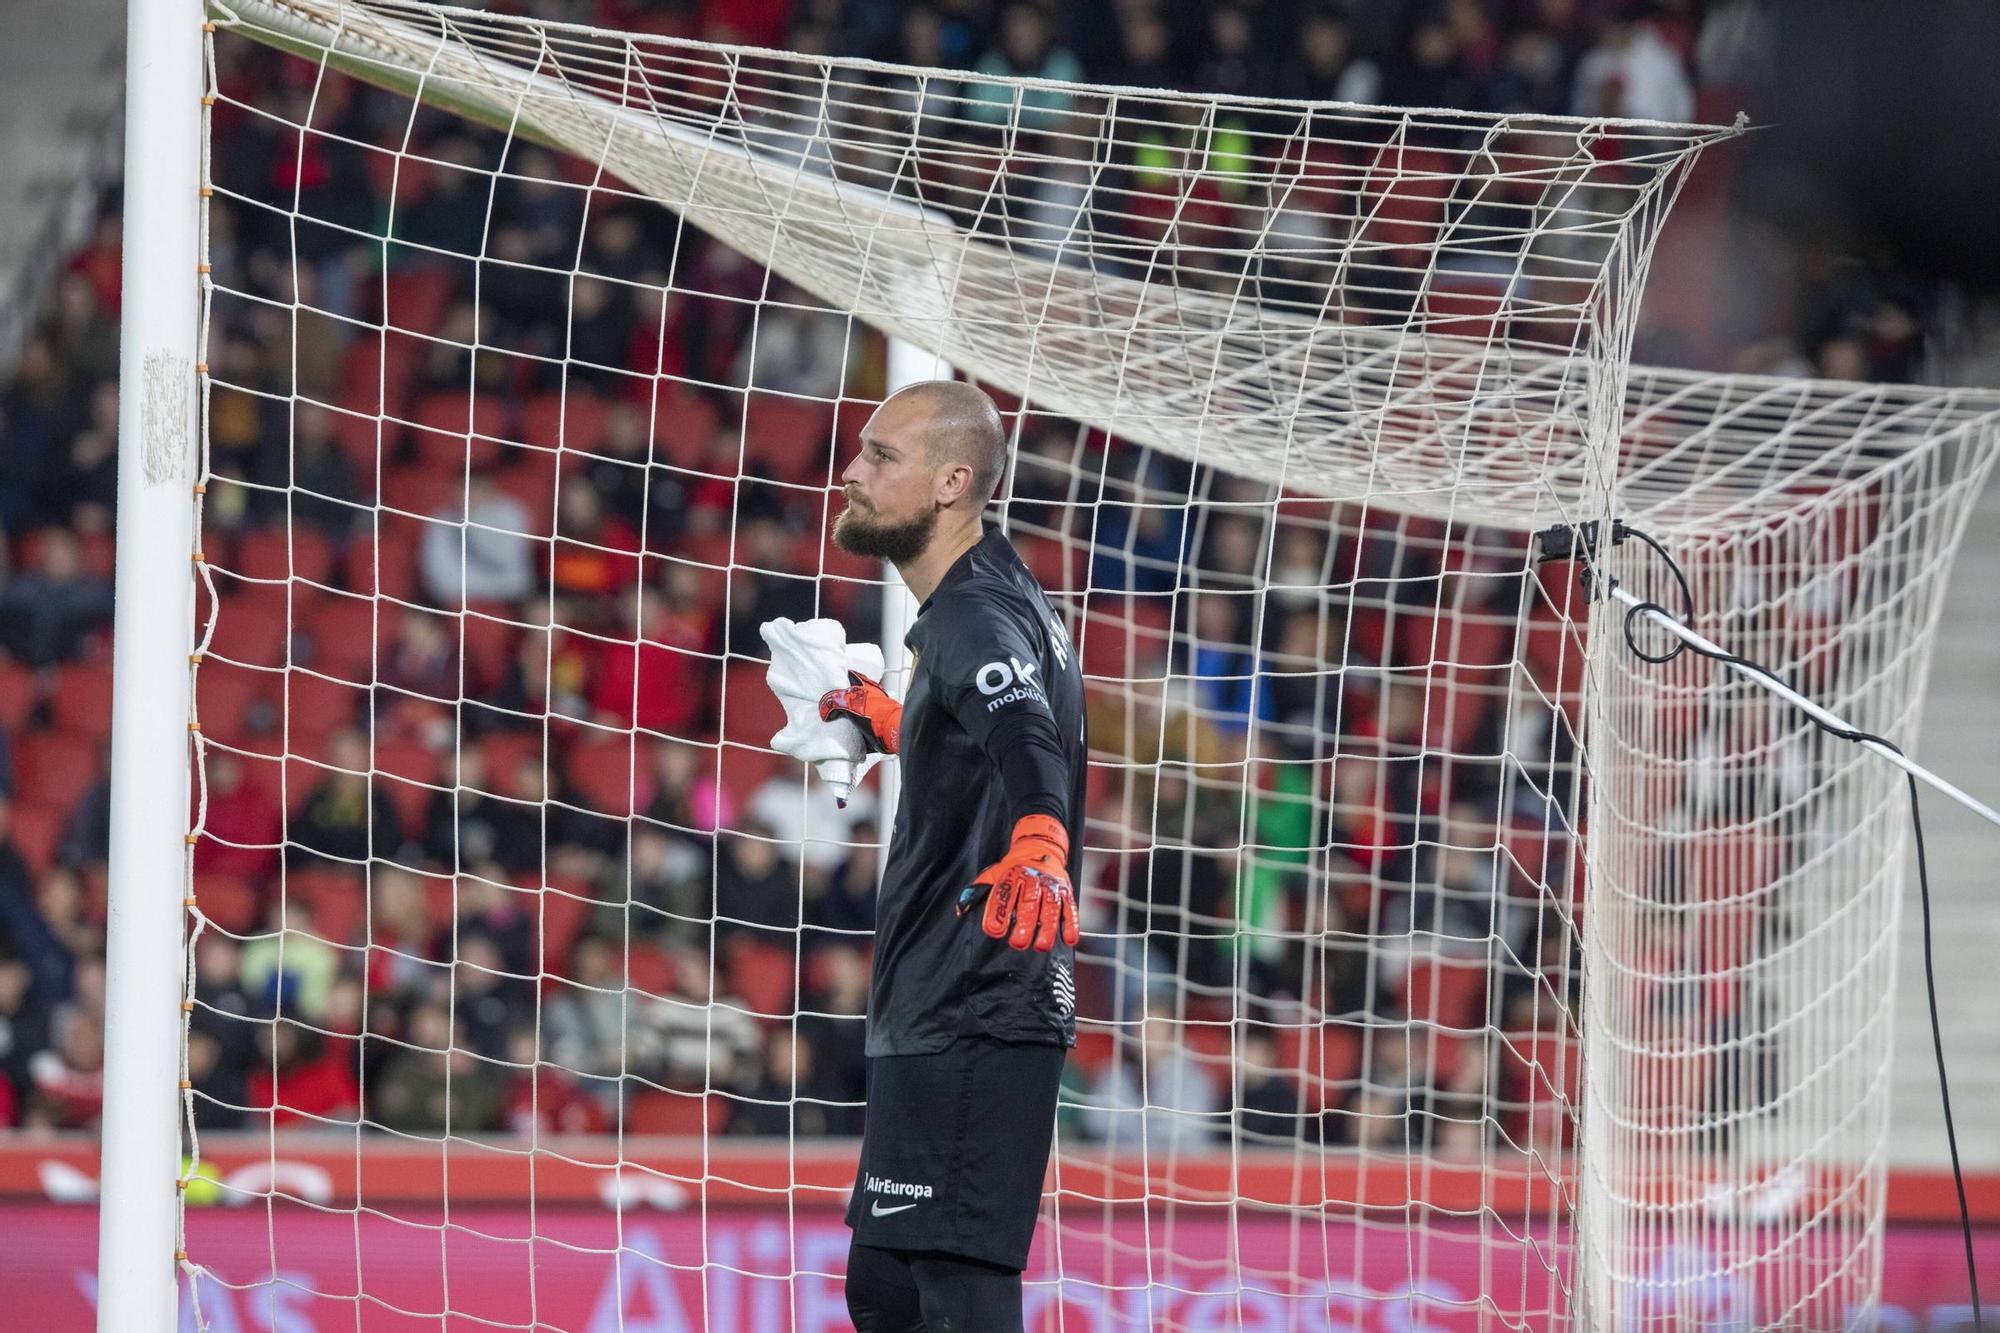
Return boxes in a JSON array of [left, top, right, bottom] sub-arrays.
[[1533, 519, 1630, 602]]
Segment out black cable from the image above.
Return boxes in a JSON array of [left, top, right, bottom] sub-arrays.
[[1574, 520, 1985, 1328]]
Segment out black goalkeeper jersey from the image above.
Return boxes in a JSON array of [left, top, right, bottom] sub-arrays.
[[865, 528, 1086, 1057]]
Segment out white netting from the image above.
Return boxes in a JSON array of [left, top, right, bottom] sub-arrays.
[[162, 1, 1997, 1329]]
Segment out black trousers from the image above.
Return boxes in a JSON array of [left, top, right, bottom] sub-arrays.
[[845, 1240, 1025, 1333]]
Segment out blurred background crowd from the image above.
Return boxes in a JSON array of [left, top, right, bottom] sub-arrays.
[[0, 0, 1955, 1153]]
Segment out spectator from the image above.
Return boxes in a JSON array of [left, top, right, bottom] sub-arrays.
[[188, 933, 257, 1128], [1340, 1025, 1431, 1150], [0, 337, 86, 530], [652, 948, 760, 1090], [805, 818, 878, 943], [57, 754, 112, 873], [579, 401, 687, 544], [192, 752, 284, 882], [420, 475, 536, 608], [630, 824, 710, 945], [185, 1027, 247, 1132], [289, 730, 404, 867], [393, 138, 489, 261], [543, 934, 635, 1103], [796, 941, 869, 1113], [1271, 12, 1380, 104], [1571, 9, 1696, 123], [26, 1004, 104, 1130], [749, 769, 876, 877], [440, 873, 537, 978], [502, 1026, 608, 1135], [49, 385, 119, 523], [728, 1028, 857, 1137], [592, 585, 707, 734], [1081, 1006, 1222, 1154], [713, 821, 799, 950], [1235, 1028, 1301, 1144], [565, 276, 637, 390], [364, 866, 442, 1001], [0, 960, 46, 1114], [370, 1001, 502, 1135], [422, 745, 539, 877], [0, 805, 76, 1008], [380, 610, 460, 704], [874, 8, 962, 130], [966, 4, 1086, 132], [0, 529, 114, 666], [644, 739, 732, 843], [255, 401, 362, 538], [240, 903, 343, 1022], [733, 282, 855, 401], [726, 517, 820, 658], [550, 485, 640, 600], [452, 932, 533, 1061]]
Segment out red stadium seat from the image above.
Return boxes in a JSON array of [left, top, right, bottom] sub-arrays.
[[205, 586, 295, 671], [373, 737, 445, 831], [719, 661, 788, 752], [742, 392, 835, 483], [724, 939, 797, 1020], [716, 744, 781, 809], [287, 867, 369, 947], [521, 390, 610, 457], [377, 463, 459, 521], [47, 661, 114, 739], [1401, 957, 1489, 1034], [0, 659, 38, 730], [194, 871, 263, 935], [409, 392, 508, 475], [281, 672, 369, 748], [1277, 1022, 1363, 1113], [194, 666, 274, 749], [13, 731, 102, 821], [380, 268, 454, 338], [566, 734, 652, 820], [345, 522, 422, 603], [627, 1089, 725, 1136], [235, 526, 336, 587], [625, 942, 676, 997], [6, 801, 63, 878], [533, 878, 598, 979], [458, 611, 520, 695], [478, 733, 547, 788], [301, 595, 399, 685], [649, 384, 720, 466]]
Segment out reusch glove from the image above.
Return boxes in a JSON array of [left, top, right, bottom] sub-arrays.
[[817, 670, 902, 755], [957, 814, 1080, 952]]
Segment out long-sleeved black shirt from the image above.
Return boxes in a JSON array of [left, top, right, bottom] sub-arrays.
[[866, 528, 1086, 1056]]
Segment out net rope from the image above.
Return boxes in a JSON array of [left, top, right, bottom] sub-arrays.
[[164, 2, 2000, 1328]]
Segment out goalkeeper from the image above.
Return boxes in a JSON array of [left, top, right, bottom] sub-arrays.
[[818, 381, 1085, 1332]]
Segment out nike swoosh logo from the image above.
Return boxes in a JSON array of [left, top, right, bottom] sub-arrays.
[[870, 1200, 919, 1218]]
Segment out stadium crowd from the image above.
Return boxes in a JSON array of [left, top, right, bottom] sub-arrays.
[[0, 0, 1929, 1152]]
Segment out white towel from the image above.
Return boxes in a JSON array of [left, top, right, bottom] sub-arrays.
[[760, 617, 889, 807]]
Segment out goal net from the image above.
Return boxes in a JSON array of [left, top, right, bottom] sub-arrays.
[[142, 0, 1988, 1327]]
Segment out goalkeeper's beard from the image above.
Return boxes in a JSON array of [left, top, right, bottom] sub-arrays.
[[833, 498, 938, 564]]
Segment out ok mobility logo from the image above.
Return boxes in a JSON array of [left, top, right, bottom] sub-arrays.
[[974, 655, 1046, 713]]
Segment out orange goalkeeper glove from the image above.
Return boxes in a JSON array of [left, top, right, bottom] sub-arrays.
[[817, 670, 902, 755], [957, 814, 1080, 952]]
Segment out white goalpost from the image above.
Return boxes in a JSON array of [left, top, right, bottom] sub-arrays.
[[97, 1, 2000, 1329]]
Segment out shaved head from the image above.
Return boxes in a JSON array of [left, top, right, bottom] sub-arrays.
[[886, 380, 1009, 508]]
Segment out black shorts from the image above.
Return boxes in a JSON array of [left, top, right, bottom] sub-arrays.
[[845, 1035, 1065, 1270]]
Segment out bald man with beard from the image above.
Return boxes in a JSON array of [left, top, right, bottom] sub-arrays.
[[814, 381, 1086, 1331]]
